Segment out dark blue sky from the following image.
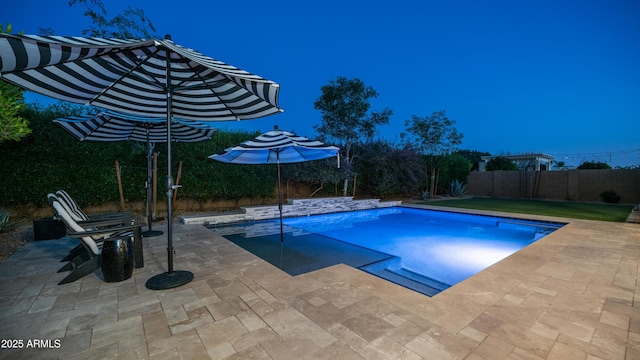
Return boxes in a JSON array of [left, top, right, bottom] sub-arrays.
[[5, 0, 640, 167]]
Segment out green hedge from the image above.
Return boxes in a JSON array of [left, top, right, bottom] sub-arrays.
[[2, 102, 463, 210], [0, 103, 276, 208]]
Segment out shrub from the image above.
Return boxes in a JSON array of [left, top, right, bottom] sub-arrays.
[[0, 102, 278, 208], [578, 161, 611, 170], [353, 140, 425, 198], [454, 149, 490, 171], [485, 156, 517, 171], [439, 153, 471, 189], [600, 190, 621, 203]]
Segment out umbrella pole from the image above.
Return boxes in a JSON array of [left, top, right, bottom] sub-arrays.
[[277, 152, 284, 243], [146, 35, 193, 290], [166, 125, 174, 273], [143, 138, 162, 237]]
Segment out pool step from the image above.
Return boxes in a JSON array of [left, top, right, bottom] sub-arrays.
[[497, 220, 564, 234], [360, 258, 450, 297]]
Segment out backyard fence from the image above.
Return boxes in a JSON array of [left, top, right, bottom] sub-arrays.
[[467, 169, 640, 204]]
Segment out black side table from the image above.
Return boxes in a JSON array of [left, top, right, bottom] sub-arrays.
[[101, 236, 134, 282]]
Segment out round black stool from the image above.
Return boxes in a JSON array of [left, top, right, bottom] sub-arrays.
[[101, 236, 134, 282]]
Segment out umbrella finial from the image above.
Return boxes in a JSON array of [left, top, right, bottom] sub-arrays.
[[274, 125, 279, 130]]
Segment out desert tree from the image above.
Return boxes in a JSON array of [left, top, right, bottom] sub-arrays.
[[313, 76, 392, 196], [402, 110, 463, 198]]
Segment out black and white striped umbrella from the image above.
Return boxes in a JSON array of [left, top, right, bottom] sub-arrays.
[[53, 111, 217, 143], [54, 111, 217, 237], [0, 34, 281, 121], [0, 33, 282, 290], [210, 126, 339, 242]]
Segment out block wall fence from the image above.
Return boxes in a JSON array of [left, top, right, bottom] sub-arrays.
[[466, 169, 640, 204]]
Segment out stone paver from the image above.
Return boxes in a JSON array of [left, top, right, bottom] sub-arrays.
[[0, 204, 638, 359]]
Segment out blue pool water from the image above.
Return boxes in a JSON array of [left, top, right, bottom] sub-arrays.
[[208, 207, 564, 296]]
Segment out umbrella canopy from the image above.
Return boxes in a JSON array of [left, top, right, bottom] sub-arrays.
[[0, 33, 282, 290], [53, 111, 217, 237], [210, 126, 339, 242], [53, 111, 217, 143], [0, 34, 281, 120]]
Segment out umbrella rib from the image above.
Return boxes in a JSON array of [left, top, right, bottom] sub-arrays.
[[158, 39, 263, 121], [175, 61, 241, 121], [161, 40, 278, 120], [88, 46, 167, 106]]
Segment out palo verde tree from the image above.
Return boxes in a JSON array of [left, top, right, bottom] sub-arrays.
[[0, 23, 31, 143], [402, 110, 463, 198], [313, 76, 392, 196]]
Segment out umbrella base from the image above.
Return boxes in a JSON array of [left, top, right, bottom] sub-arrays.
[[146, 270, 193, 290], [142, 229, 163, 237]]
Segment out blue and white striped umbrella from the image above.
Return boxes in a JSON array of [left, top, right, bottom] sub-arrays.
[[210, 126, 339, 242], [0, 33, 282, 289], [209, 126, 339, 165]]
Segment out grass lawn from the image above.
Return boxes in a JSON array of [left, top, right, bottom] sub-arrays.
[[421, 197, 633, 222]]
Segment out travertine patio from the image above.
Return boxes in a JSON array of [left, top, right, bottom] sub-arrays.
[[0, 204, 639, 359]]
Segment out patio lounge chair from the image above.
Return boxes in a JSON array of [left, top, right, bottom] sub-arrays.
[[56, 190, 132, 223], [49, 195, 143, 284], [50, 192, 134, 263]]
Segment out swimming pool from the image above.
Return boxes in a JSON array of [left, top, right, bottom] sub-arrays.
[[208, 207, 564, 296]]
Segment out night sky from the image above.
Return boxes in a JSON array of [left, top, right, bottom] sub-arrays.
[[5, 0, 639, 167]]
